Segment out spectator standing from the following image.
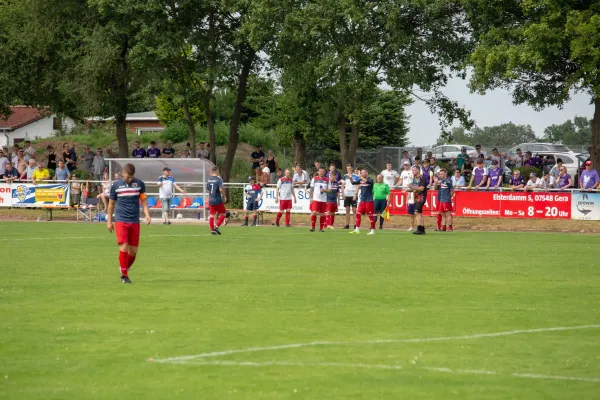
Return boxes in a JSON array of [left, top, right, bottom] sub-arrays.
[[451, 169, 465, 188], [71, 176, 82, 205], [15, 149, 27, 175], [510, 170, 525, 191], [275, 169, 296, 227], [197, 142, 209, 158], [266, 149, 278, 184], [63, 143, 77, 172], [81, 145, 95, 179], [475, 144, 487, 159], [324, 175, 341, 229], [420, 158, 434, 187], [249, 145, 265, 170], [430, 157, 441, 175], [242, 176, 262, 226], [147, 141, 161, 158], [433, 169, 454, 232], [46, 146, 57, 171], [54, 160, 71, 182], [10, 144, 20, 159], [461, 156, 473, 179], [550, 158, 563, 177], [401, 150, 414, 166], [579, 161, 599, 191], [0, 149, 7, 179], [132, 141, 147, 158], [312, 161, 322, 177], [486, 160, 503, 190], [524, 151, 543, 168], [157, 167, 186, 225], [3, 162, 19, 183], [488, 148, 508, 169], [408, 166, 428, 235], [381, 161, 399, 189], [469, 159, 488, 190], [258, 160, 270, 187], [543, 171, 556, 189], [373, 174, 390, 230], [24, 159, 37, 181], [510, 148, 526, 168], [341, 164, 358, 229], [32, 161, 49, 184], [525, 173, 546, 191], [413, 156, 422, 169], [292, 165, 309, 186], [104, 147, 115, 158], [455, 147, 470, 171], [557, 166, 572, 190], [162, 141, 175, 158], [276, 168, 283, 180], [326, 162, 342, 182], [23, 140, 35, 162], [400, 161, 415, 231], [97, 172, 110, 210], [93, 148, 106, 193]]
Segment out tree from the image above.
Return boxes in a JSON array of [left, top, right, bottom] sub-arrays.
[[465, 0, 600, 168], [358, 89, 411, 149], [543, 117, 592, 145], [438, 123, 537, 147]]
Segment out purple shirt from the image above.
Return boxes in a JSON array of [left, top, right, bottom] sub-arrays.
[[524, 156, 542, 168], [147, 148, 161, 158], [472, 166, 487, 186], [511, 176, 525, 187], [557, 174, 572, 188], [580, 169, 600, 189], [488, 167, 502, 187], [132, 148, 146, 158], [421, 166, 432, 185]]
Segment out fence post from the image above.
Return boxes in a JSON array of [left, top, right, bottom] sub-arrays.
[[376, 146, 384, 172]]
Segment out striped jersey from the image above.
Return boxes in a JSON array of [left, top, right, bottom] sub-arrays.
[[277, 177, 294, 200], [310, 176, 329, 202], [354, 178, 374, 202], [109, 178, 146, 223]]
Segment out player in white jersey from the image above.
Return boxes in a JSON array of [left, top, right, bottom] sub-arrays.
[[399, 160, 415, 231], [275, 169, 296, 227], [309, 167, 330, 232], [341, 164, 358, 229], [381, 161, 400, 189]]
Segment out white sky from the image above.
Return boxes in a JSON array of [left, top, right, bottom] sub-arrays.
[[406, 76, 594, 146]]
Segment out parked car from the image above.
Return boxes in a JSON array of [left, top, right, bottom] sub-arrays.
[[432, 144, 477, 161], [506, 151, 581, 177], [506, 143, 572, 157]]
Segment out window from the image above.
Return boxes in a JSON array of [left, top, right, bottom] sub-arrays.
[[560, 156, 574, 164]]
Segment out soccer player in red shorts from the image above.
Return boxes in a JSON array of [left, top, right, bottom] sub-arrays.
[[275, 168, 296, 227], [107, 163, 151, 284], [433, 168, 454, 232], [206, 166, 227, 235], [309, 167, 329, 232], [350, 170, 376, 235]]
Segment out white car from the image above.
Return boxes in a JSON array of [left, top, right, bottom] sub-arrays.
[[431, 144, 477, 161], [507, 143, 572, 156]]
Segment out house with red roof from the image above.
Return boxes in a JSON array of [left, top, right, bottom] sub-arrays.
[[0, 106, 75, 147]]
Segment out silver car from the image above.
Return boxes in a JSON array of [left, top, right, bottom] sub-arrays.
[[432, 144, 477, 161]]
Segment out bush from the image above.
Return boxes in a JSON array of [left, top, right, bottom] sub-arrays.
[[239, 124, 278, 150], [227, 186, 244, 210], [161, 122, 188, 144], [515, 166, 543, 180]]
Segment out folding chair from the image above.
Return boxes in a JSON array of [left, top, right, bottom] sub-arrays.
[[77, 197, 99, 223]]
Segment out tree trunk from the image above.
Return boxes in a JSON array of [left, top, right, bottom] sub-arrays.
[[591, 97, 600, 169], [115, 112, 128, 158], [293, 130, 306, 167], [221, 46, 255, 184], [338, 92, 349, 166], [204, 96, 216, 164], [348, 121, 360, 166], [182, 100, 196, 158]]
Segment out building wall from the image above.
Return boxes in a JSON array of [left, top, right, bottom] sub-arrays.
[[0, 115, 75, 146], [126, 121, 164, 132]]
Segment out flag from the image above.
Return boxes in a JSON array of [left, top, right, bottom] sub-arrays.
[[383, 205, 390, 221]]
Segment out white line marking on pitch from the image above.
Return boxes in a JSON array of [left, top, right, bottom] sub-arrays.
[[152, 324, 600, 363], [158, 359, 600, 383]]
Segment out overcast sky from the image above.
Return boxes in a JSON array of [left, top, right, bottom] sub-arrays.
[[406, 76, 594, 146]]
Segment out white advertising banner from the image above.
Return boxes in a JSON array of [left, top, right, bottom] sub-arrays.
[[571, 192, 600, 221], [0, 184, 11, 206], [243, 187, 349, 214]]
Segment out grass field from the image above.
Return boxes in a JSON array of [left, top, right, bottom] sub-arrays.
[[1, 221, 599, 399]]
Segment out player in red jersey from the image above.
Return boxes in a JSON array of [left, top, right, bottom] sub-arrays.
[[275, 168, 296, 227], [107, 163, 151, 284], [309, 167, 329, 232]]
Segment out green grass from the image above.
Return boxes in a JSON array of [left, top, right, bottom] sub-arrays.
[[1, 222, 599, 399]]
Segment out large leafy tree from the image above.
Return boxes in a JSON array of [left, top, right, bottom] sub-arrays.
[[466, 0, 600, 167], [438, 122, 537, 147], [543, 116, 592, 146]]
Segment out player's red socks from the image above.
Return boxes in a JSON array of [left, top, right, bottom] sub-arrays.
[[209, 216, 215, 231], [355, 214, 361, 228], [319, 215, 325, 230], [285, 211, 290, 225], [330, 215, 335, 226], [436, 214, 442, 229], [369, 215, 375, 229], [217, 214, 225, 227], [119, 251, 128, 277], [128, 255, 136, 268], [311, 215, 316, 229], [276, 212, 282, 224], [442, 225, 447, 231]]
